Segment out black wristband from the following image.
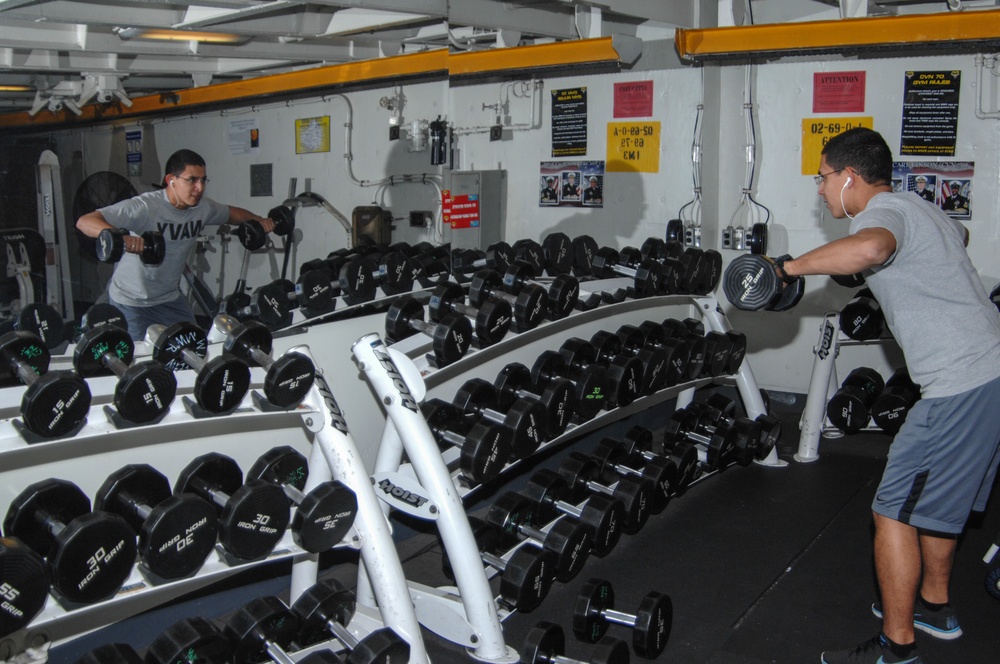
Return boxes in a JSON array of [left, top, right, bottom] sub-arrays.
[[773, 254, 795, 283]]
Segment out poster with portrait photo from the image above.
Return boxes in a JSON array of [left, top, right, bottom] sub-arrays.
[[539, 160, 605, 208], [893, 161, 973, 219]]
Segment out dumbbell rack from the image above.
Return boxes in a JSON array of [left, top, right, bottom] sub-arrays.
[[0, 347, 432, 663], [796, 311, 902, 462], [348, 285, 775, 662]]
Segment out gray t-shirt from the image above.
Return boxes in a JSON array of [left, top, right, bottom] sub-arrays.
[[99, 189, 230, 307], [850, 191, 1000, 398]]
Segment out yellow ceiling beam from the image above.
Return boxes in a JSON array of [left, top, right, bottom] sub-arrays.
[[449, 35, 640, 76], [676, 10, 1000, 60]]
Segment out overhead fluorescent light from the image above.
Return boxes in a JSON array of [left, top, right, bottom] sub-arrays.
[[116, 27, 244, 44]]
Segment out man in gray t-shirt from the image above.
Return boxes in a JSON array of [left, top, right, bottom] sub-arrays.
[[77, 149, 274, 340], [780, 128, 1000, 664]]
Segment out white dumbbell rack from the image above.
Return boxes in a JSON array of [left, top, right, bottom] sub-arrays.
[[0, 344, 431, 663], [796, 311, 902, 462], [350, 288, 778, 662]]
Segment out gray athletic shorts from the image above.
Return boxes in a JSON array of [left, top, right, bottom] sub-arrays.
[[873, 373, 1000, 534]]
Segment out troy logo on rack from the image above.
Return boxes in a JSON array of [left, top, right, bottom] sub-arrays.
[[313, 373, 349, 434], [371, 341, 419, 413]]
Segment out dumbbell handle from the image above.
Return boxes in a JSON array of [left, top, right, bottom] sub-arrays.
[[469, 403, 508, 426], [610, 461, 644, 482], [11, 360, 39, 387], [246, 345, 277, 370], [552, 499, 587, 520], [280, 483, 305, 506], [517, 522, 550, 544], [37, 510, 68, 539], [430, 426, 466, 449], [583, 479, 616, 500], [409, 318, 441, 337], [99, 351, 132, 379], [186, 476, 232, 510], [481, 550, 512, 574], [261, 638, 295, 664], [597, 607, 637, 627], [323, 617, 359, 649]]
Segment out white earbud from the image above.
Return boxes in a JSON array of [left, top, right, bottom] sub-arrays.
[[170, 180, 175, 188], [840, 177, 855, 219], [845, 176, 853, 186]]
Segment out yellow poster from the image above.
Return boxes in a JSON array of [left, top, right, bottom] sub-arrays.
[[606, 122, 660, 173], [801, 117, 873, 175], [295, 116, 331, 154]]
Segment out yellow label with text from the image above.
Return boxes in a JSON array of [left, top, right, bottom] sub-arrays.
[[607, 122, 660, 173], [802, 117, 873, 175]]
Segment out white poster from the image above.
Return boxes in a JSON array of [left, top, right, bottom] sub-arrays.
[[227, 117, 260, 155]]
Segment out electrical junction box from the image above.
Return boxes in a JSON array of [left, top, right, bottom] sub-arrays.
[[352, 205, 391, 247], [445, 170, 507, 251]]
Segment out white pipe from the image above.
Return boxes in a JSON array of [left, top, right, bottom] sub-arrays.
[[974, 54, 1000, 120], [352, 334, 514, 662]]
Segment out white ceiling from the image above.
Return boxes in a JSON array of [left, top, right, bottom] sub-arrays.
[[0, 1, 984, 118]]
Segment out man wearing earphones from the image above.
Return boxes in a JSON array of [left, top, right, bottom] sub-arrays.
[[77, 149, 275, 340], [780, 128, 1000, 664]]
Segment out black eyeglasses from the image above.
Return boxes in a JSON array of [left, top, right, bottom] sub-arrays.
[[813, 169, 844, 186], [176, 176, 210, 185]]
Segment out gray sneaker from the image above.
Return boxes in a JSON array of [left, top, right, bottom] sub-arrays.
[[872, 596, 962, 640], [821, 633, 922, 664]]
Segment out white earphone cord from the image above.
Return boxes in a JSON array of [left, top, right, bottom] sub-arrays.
[[840, 179, 854, 219]]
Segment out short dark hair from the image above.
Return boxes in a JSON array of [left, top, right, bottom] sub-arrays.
[[821, 128, 892, 186], [164, 149, 206, 177]]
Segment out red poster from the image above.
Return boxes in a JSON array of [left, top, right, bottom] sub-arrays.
[[614, 80, 654, 118], [813, 71, 866, 113], [442, 191, 480, 229]]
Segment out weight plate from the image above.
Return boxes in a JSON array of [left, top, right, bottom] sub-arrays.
[[193, 356, 250, 414], [722, 254, 782, 311], [49, 511, 136, 604], [0, 537, 49, 637], [15, 303, 64, 350], [140, 494, 218, 579], [263, 352, 315, 408], [218, 480, 289, 560], [21, 370, 92, 438]]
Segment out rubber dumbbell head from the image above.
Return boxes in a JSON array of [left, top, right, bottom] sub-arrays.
[[221, 319, 316, 408], [591, 439, 676, 514], [73, 643, 144, 664], [558, 453, 652, 535], [74, 325, 177, 423], [826, 367, 884, 433], [521, 621, 630, 664], [293, 579, 411, 662], [590, 247, 664, 298], [3, 478, 137, 604], [94, 464, 218, 580], [495, 362, 576, 438], [247, 446, 359, 553], [0, 330, 92, 438], [13, 302, 66, 350], [840, 288, 884, 341], [422, 398, 512, 485], [521, 469, 624, 558], [384, 296, 472, 368], [469, 268, 549, 332], [723, 254, 802, 311], [0, 537, 49, 638], [146, 616, 231, 664], [175, 452, 290, 561], [871, 368, 920, 434], [559, 338, 638, 410], [97, 228, 165, 265], [573, 577, 672, 659], [429, 281, 512, 347], [531, 350, 608, 421], [453, 378, 547, 459], [149, 321, 251, 414], [487, 492, 593, 582], [542, 232, 574, 274]]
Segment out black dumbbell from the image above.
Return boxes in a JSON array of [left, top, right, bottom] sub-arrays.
[[840, 288, 884, 341], [454, 378, 547, 459], [0, 330, 92, 438], [663, 318, 735, 378], [248, 446, 358, 553], [146, 616, 232, 664], [588, 331, 650, 400], [220, 318, 316, 408], [615, 320, 691, 390], [73, 643, 144, 664], [826, 367, 885, 434], [93, 464, 218, 580], [558, 453, 652, 535], [3, 478, 136, 604], [235, 271, 337, 328], [871, 368, 920, 434], [559, 338, 638, 410], [422, 398, 512, 485], [396, 242, 452, 288], [704, 394, 781, 461], [681, 401, 759, 467], [452, 242, 513, 282], [541, 232, 575, 275], [174, 452, 290, 561], [74, 325, 177, 424], [0, 537, 48, 638], [643, 239, 723, 296], [590, 247, 664, 298], [591, 439, 676, 514], [148, 321, 251, 414], [570, 236, 629, 307], [469, 268, 549, 332], [78, 302, 128, 334], [97, 228, 166, 265], [487, 492, 593, 582], [341, 251, 416, 302], [521, 469, 624, 558], [495, 362, 576, 438], [429, 281, 512, 347], [293, 578, 411, 663], [296, 257, 374, 307], [573, 577, 672, 659], [723, 253, 805, 312], [532, 351, 609, 421], [521, 621, 630, 664], [663, 408, 736, 470], [503, 260, 580, 320], [618, 426, 693, 498], [10, 302, 66, 350], [443, 517, 555, 612], [233, 206, 294, 251], [384, 295, 472, 368], [636, 239, 687, 294], [224, 595, 301, 664], [656, 319, 705, 381]]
